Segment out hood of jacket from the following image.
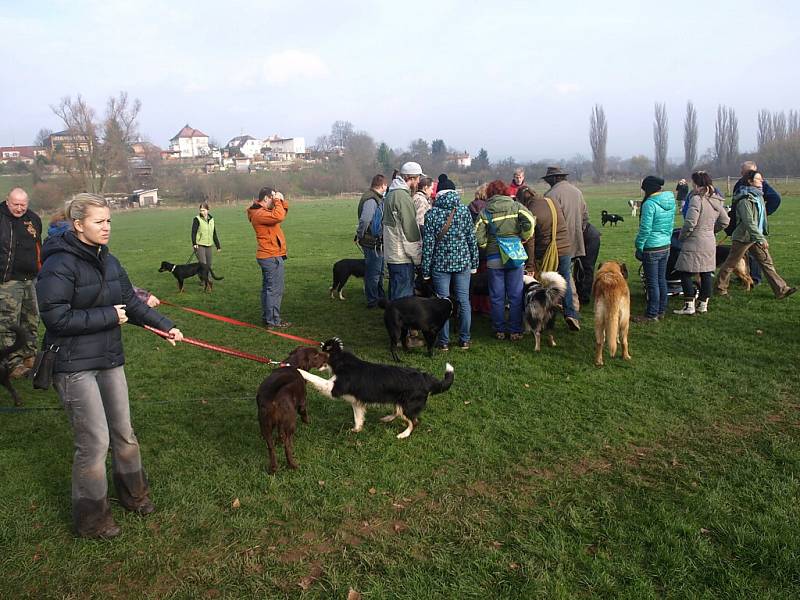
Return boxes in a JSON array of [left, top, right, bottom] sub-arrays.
[[644, 190, 675, 211], [432, 190, 461, 211], [40, 230, 107, 266], [388, 176, 409, 193]]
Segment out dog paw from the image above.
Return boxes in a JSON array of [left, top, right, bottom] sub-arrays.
[[396, 429, 412, 439], [350, 427, 363, 433], [623, 354, 632, 361], [288, 462, 298, 470]]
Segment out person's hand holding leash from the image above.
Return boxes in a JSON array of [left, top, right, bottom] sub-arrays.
[[166, 328, 184, 346]]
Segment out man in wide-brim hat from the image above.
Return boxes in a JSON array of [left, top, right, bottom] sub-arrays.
[[542, 166, 588, 331]]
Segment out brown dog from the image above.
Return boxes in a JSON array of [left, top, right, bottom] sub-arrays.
[[592, 261, 632, 367], [256, 346, 328, 473]]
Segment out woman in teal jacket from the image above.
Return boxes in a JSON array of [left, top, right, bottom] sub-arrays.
[[634, 176, 676, 322]]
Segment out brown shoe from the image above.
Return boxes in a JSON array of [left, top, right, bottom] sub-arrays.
[[632, 315, 659, 324], [132, 499, 155, 516], [509, 333, 524, 341], [83, 523, 122, 539], [565, 316, 581, 331], [777, 287, 797, 300]]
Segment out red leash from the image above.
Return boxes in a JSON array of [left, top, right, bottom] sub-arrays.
[[159, 300, 318, 345], [144, 325, 280, 365]]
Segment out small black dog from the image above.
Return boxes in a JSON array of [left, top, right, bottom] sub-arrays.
[[601, 210, 624, 226], [159, 261, 223, 292], [330, 258, 366, 300], [1, 325, 28, 407], [379, 296, 454, 361]]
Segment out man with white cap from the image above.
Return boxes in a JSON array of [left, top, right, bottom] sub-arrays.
[[383, 161, 425, 300]]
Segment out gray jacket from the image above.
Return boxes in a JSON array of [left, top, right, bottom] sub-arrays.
[[544, 180, 588, 257], [674, 192, 729, 273]]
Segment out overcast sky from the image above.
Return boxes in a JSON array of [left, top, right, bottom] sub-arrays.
[[2, 0, 799, 163]]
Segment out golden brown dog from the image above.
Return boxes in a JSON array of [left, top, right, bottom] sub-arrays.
[[592, 261, 632, 367]]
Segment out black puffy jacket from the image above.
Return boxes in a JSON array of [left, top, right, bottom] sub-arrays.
[[36, 231, 175, 373]]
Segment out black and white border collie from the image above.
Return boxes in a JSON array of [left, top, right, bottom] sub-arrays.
[[329, 258, 366, 300], [523, 271, 567, 351], [297, 338, 454, 439]]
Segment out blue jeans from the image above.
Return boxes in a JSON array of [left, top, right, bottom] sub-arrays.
[[362, 246, 385, 307], [388, 263, 415, 300], [431, 269, 472, 345], [257, 257, 285, 325], [488, 266, 524, 334], [642, 248, 669, 317], [556, 254, 578, 319]]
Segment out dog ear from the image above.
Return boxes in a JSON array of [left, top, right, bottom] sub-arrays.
[[620, 263, 629, 279]]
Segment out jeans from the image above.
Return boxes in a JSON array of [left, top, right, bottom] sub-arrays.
[[362, 246, 385, 307], [431, 268, 472, 345], [388, 263, 415, 300], [54, 367, 150, 536], [679, 271, 713, 301], [488, 266, 524, 334], [642, 248, 669, 317], [257, 257, 285, 325], [557, 254, 578, 319]]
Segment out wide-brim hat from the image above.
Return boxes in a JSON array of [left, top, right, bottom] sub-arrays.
[[541, 166, 569, 179]]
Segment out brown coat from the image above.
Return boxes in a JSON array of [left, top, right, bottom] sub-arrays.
[[522, 193, 570, 271], [544, 180, 588, 257]]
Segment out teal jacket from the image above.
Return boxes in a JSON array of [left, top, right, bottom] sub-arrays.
[[635, 191, 675, 252]]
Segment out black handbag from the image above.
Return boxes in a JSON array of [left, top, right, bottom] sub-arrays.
[[31, 344, 59, 390]]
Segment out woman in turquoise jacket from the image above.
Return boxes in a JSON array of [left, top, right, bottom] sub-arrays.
[[634, 176, 676, 322]]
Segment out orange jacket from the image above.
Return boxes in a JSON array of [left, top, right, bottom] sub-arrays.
[[247, 199, 288, 259]]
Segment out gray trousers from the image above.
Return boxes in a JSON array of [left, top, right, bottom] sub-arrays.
[[54, 366, 150, 535], [195, 245, 213, 267], [257, 257, 285, 325]]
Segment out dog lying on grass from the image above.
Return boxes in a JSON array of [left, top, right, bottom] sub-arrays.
[[297, 337, 454, 439], [592, 261, 631, 367], [1, 325, 27, 407], [523, 272, 567, 352], [256, 346, 329, 473], [329, 258, 366, 300], [159, 261, 223, 292]]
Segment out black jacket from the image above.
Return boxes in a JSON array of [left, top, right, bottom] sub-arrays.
[[0, 201, 42, 282], [36, 231, 175, 373]]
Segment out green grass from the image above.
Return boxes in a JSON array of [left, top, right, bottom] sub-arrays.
[[1, 181, 800, 598]]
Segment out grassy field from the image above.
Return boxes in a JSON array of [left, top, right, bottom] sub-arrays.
[[1, 181, 800, 598]]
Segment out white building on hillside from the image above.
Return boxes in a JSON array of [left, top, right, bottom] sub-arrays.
[[226, 135, 263, 158], [262, 135, 305, 160], [449, 151, 472, 169], [169, 124, 210, 158]]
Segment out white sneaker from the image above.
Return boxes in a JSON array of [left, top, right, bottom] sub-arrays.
[[673, 300, 696, 315], [696, 299, 708, 313]]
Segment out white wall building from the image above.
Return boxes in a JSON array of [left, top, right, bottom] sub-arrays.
[[262, 135, 306, 159], [227, 135, 263, 158], [169, 124, 210, 158]]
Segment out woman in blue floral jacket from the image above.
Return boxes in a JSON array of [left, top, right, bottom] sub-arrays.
[[421, 186, 479, 350]]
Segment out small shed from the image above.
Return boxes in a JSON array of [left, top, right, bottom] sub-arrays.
[[129, 188, 159, 207]]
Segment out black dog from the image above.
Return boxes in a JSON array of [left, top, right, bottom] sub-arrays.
[[159, 261, 223, 292], [298, 337, 454, 439], [330, 258, 366, 300], [601, 210, 624, 226], [379, 296, 454, 361], [1, 325, 28, 407]]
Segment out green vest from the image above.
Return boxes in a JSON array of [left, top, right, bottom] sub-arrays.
[[195, 215, 215, 246]]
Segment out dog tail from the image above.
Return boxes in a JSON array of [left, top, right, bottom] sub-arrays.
[[208, 268, 224, 281], [539, 271, 567, 303], [605, 303, 620, 358], [0, 325, 27, 359], [377, 298, 389, 309], [428, 363, 454, 395]]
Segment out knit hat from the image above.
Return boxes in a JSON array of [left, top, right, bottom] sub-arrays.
[[438, 177, 456, 191], [641, 175, 665, 195], [437, 173, 448, 185]]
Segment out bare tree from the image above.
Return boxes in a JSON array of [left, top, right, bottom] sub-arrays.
[[714, 105, 730, 171], [34, 128, 53, 148], [683, 101, 698, 170], [725, 107, 739, 169], [589, 104, 607, 182], [653, 102, 668, 176], [789, 110, 800, 136], [773, 111, 787, 141], [50, 91, 141, 193], [758, 109, 774, 149], [330, 120, 354, 149]]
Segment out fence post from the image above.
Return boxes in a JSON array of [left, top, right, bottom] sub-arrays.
[[726, 176, 731, 196]]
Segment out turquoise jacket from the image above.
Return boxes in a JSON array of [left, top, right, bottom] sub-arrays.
[[635, 191, 675, 252]]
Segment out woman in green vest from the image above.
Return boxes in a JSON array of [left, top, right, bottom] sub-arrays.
[[191, 202, 221, 267]]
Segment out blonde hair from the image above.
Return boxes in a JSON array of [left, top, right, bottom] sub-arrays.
[[66, 193, 108, 222], [474, 183, 488, 201]]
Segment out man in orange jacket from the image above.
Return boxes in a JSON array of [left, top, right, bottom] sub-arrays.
[[247, 187, 290, 328]]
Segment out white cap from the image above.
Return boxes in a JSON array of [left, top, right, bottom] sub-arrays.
[[399, 161, 425, 176]]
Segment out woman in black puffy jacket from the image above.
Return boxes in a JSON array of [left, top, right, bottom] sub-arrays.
[[36, 193, 183, 539]]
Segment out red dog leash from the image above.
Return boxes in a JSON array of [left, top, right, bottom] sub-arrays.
[[159, 300, 318, 345], [143, 325, 281, 365]]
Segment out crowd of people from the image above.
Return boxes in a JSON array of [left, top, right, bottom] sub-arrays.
[[0, 157, 796, 538]]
